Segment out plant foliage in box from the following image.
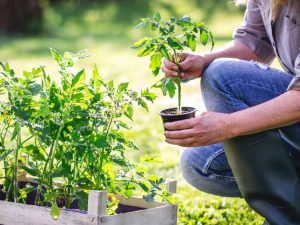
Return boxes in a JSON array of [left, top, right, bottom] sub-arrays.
[[0, 49, 173, 219]]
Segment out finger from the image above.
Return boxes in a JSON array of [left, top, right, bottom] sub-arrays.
[[164, 118, 195, 131], [162, 66, 178, 78], [179, 53, 189, 62], [179, 60, 191, 71], [165, 137, 195, 147], [181, 72, 197, 81], [165, 129, 194, 139], [163, 60, 178, 71], [181, 72, 194, 81]]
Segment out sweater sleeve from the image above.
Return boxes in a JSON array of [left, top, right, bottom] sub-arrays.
[[287, 53, 300, 91], [233, 0, 275, 63]]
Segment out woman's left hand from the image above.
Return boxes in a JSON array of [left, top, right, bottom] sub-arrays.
[[164, 112, 236, 147]]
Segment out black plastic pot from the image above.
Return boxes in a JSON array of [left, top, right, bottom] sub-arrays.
[[160, 107, 197, 124]]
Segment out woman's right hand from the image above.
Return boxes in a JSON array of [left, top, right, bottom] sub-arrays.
[[162, 53, 207, 81]]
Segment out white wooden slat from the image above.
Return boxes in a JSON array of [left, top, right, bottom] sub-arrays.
[[166, 180, 177, 194], [99, 205, 178, 225], [0, 201, 177, 225], [117, 195, 164, 209], [88, 191, 107, 217], [0, 182, 178, 225], [0, 201, 97, 225]]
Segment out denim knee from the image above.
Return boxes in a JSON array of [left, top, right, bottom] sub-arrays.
[[200, 58, 250, 113], [180, 146, 240, 197], [201, 58, 239, 88]]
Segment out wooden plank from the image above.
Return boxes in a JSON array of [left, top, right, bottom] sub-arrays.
[[99, 205, 178, 225], [88, 191, 107, 217], [0, 201, 97, 225], [166, 180, 177, 194], [116, 195, 164, 209], [0, 186, 178, 225]]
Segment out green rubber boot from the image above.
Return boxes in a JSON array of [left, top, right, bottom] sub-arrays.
[[224, 130, 300, 225]]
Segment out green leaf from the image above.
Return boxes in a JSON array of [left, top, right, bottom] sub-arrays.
[[141, 89, 157, 102], [153, 12, 161, 22], [159, 26, 168, 35], [76, 190, 88, 210], [44, 192, 57, 202], [11, 124, 20, 141], [167, 37, 183, 50], [138, 98, 149, 111], [50, 48, 62, 63], [72, 69, 85, 89], [177, 15, 192, 27], [31, 67, 43, 78], [150, 54, 162, 76], [163, 79, 176, 98], [140, 154, 160, 163], [122, 183, 135, 198], [50, 202, 60, 220], [51, 167, 70, 178], [187, 34, 197, 51], [107, 80, 114, 90], [124, 104, 133, 120], [151, 22, 159, 31], [148, 175, 164, 186], [109, 130, 127, 143], [139, 181, 151, 192], [0, 150, 14, 161], [137, 45, 155, 57], [92, 64, 102, 93], [134, 21, 146, 30], [118, 82, 129, 93], [200, 30, 208, 46], [143, 192, 156, 202], [19, 165, 39, 177], [134, 18, 150, 30], [94, 134, 110, 148], [208, 31, 215, 51], [22, 144, 46, 161], [103, 162, 115, 186], [158, 45, 172, 61], [0, 61, 5, 70], [130, 37, 150, 49], [28, 83, 42, 96], [111, 157, 127, 166], [4, 63, 10, 73]]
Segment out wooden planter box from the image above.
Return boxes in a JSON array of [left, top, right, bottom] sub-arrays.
[[0, 181, 177, 225]]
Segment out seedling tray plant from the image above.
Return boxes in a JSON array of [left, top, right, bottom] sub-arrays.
[[132, 12, 214, 123], [0, 49, 176, 224]]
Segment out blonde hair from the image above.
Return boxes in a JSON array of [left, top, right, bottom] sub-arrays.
[[271, 0, 288, 20], [235, 0, 289, 20]]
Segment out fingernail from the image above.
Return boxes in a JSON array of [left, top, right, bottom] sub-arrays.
[[172, 72, 178, 76], [172, 66, 178, 70]]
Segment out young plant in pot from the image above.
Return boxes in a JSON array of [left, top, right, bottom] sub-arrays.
[[132, 12, 214, 123]]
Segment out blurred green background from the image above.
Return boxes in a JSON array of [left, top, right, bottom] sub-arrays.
[[0, 0, 265, 224]]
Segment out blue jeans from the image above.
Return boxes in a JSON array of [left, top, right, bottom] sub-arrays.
[[181, 58, 300, 197]]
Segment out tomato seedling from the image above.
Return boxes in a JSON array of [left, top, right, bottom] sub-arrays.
[[132, 12, 214, 115]]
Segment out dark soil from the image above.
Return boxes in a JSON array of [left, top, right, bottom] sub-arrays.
[[160, 107, 197, 124], [161, 108, 192, 115]]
